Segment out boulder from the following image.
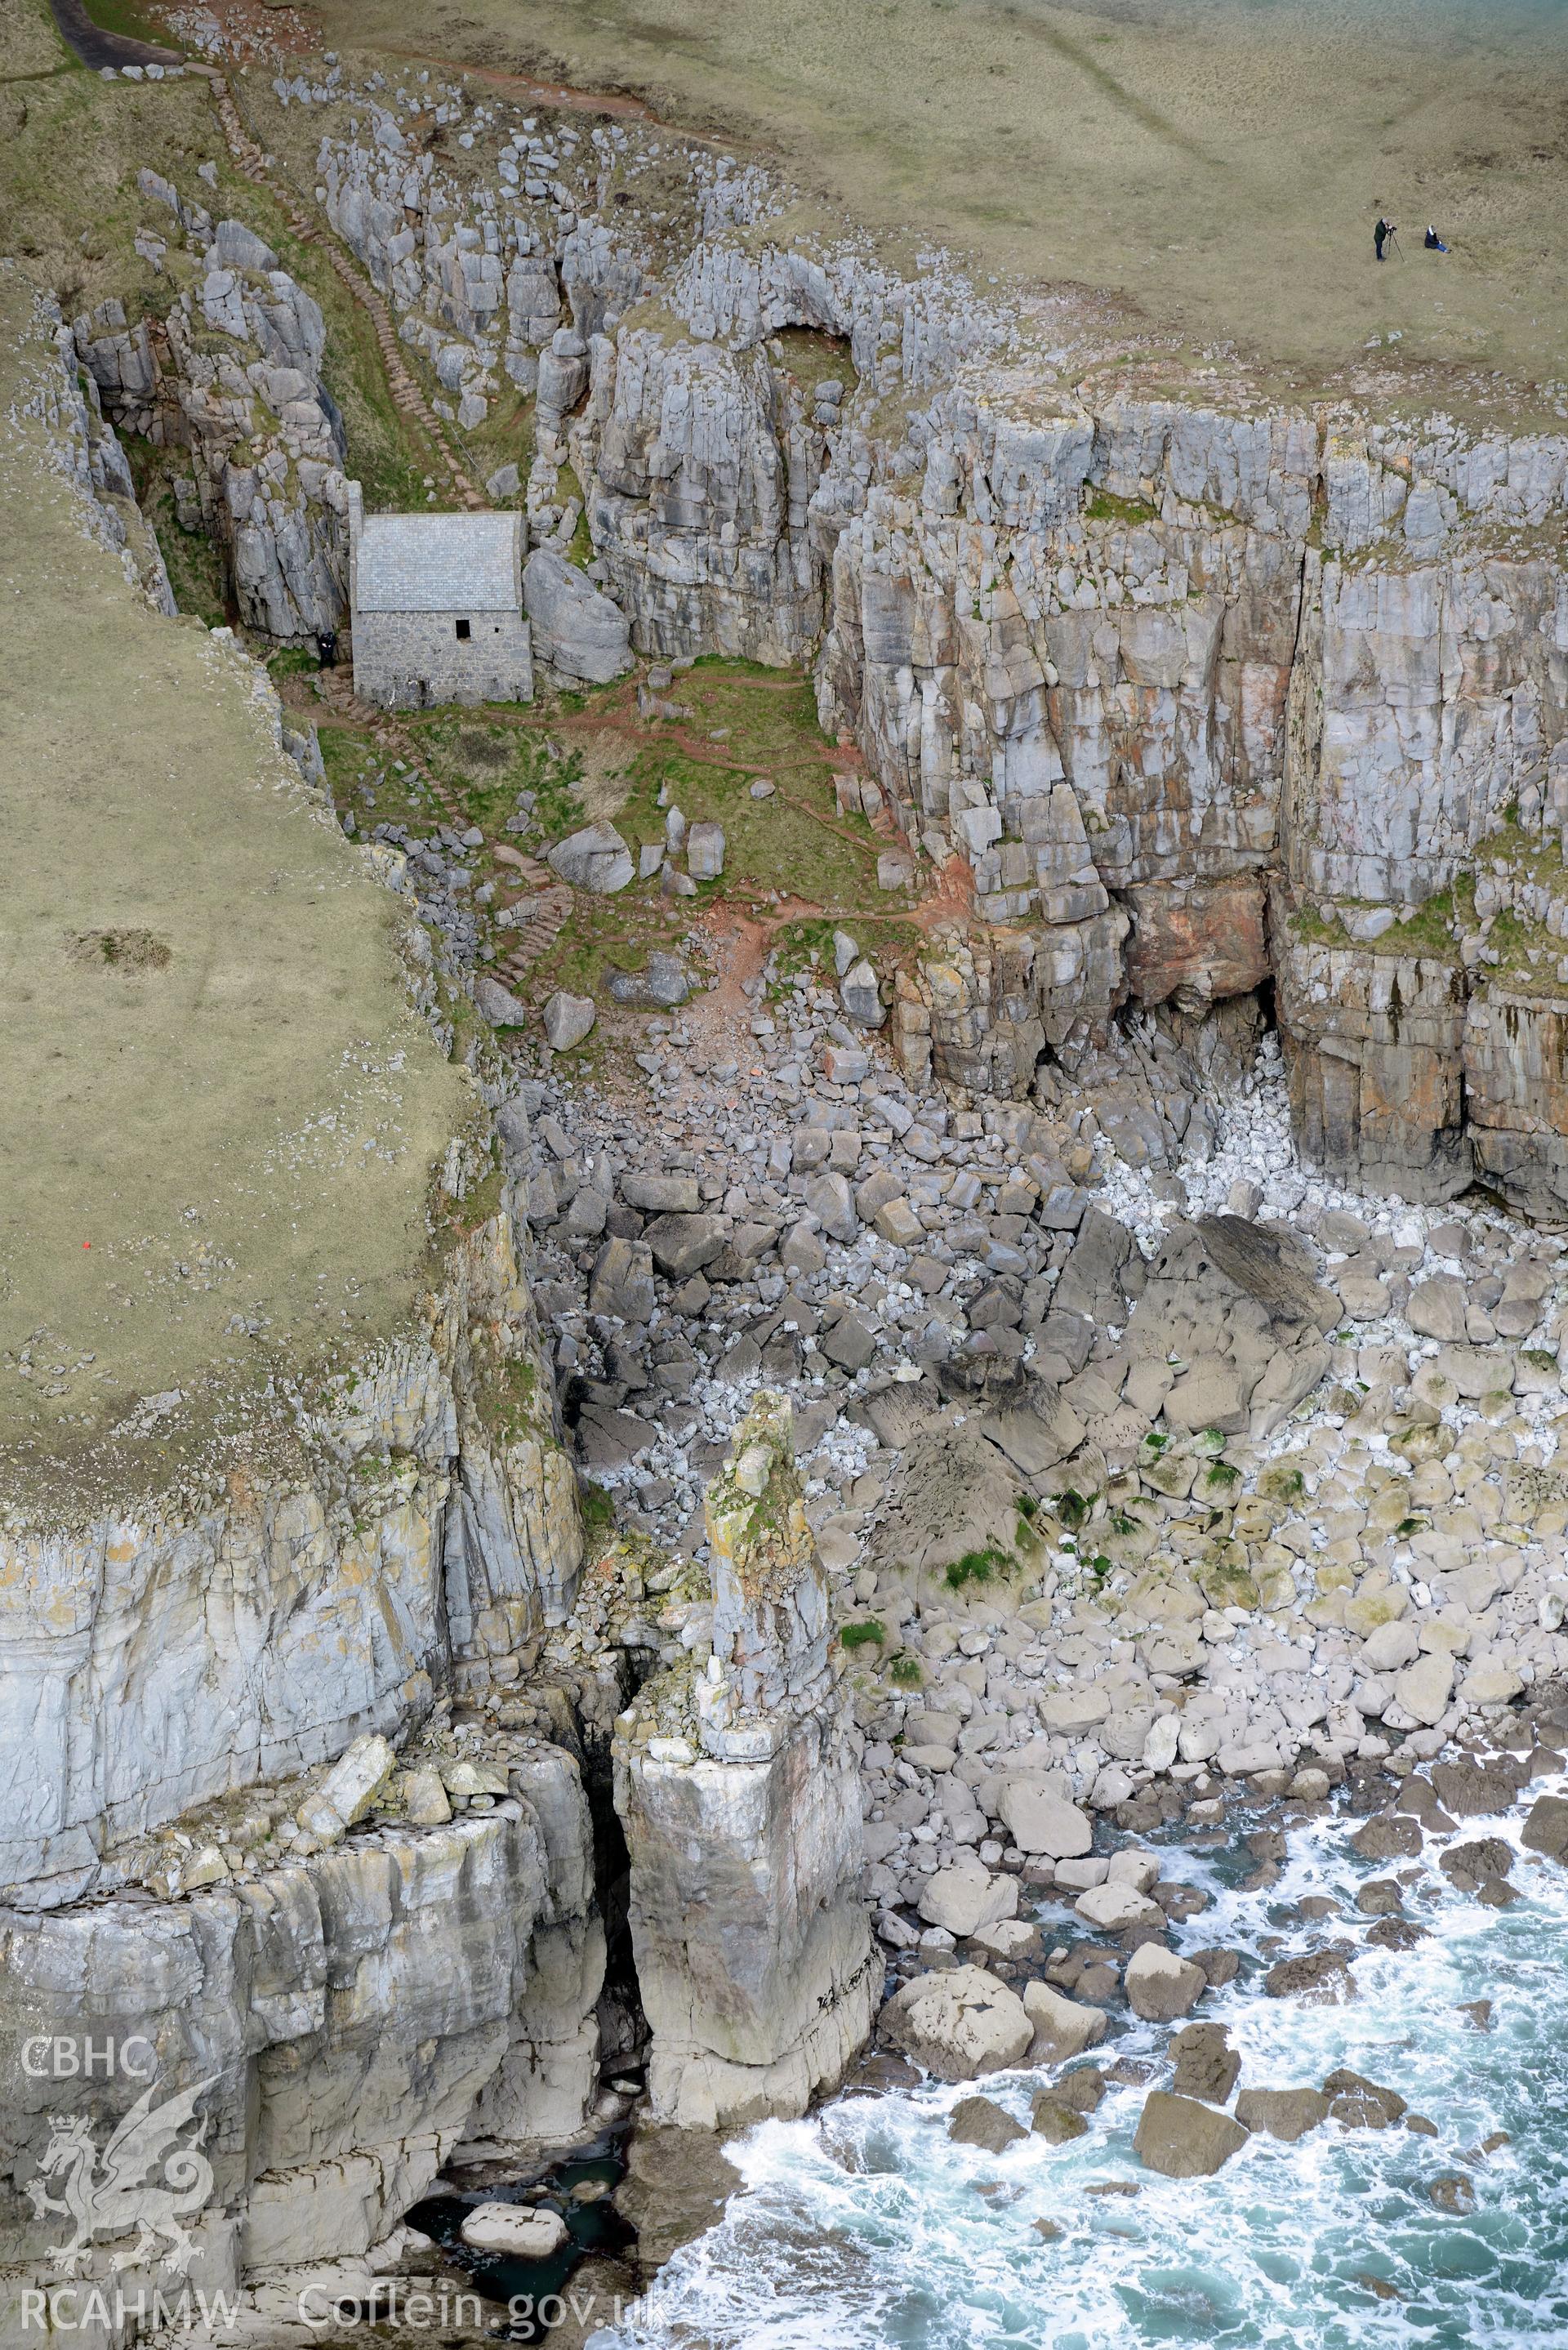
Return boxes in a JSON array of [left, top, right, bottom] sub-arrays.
[[1192, 1212, 1336, 1329], [1234, 2086, 1331, 2142], [474, 974, 531, 1026], [1125, 1943, 1206, 2022], [547, 822, 635, 894], [804, 1169, 859, 1244], [1362, 1620, 1421, 1672], [1031, 2093, 1089, 2144], [1440, 1835, 1512, 1888], [1394, 1651, 1454, 1727], [295, 1734, 396, 1844], [1432, 1761, 1518, 1818], [588, 1237, 656, 1324], [1106, 1848, 1160, 1892], [1022, 1981, 1107, 2064], [644, 1212, 727, 1278], [1263, 1947, 1356, 2001], [1461, 1660, 1525, 1706], [686, 822, 726, 881], [948, 2094, 1028, 2153], [1407, 1276, 1468, 1341], [918, 1853, 1018, 1938], [1322, 2069, 1407, 2129], [820, 1311, 877, 1372], [621, 1173, 702, 1214], [399, 1767, 452, 1827], [999, 1783, 1094, 1858], [1074, 1881, 1162, 1931], [523, 546, 631, 683], [1134, 2090, 1250, 2178], [969, 1918, 1040, 1963], [879, 1964, 1032, 2082], [1053, 2066, 1107, 2113], [1350, 1813, 1423, 1862], [1169, 2022, 1238, 2104], [1523, 1794, 1568, 1862], [460, 2204, 568, 2258], [542, 989, 596, 1049], [873, 1198, 924, 1249], [841, 958, 885, 1029], [608, 952, 692, 1009]]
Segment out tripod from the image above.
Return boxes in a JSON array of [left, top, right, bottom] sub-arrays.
[[1384, 228, 1404, 261]]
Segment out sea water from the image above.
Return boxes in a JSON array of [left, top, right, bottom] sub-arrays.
[[598, 1779, 1568, 2348]]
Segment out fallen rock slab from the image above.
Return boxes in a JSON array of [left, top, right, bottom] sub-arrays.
[[1022, 1981, 1107, 2064], [1125, 1943, 1207, 2022], [948, 2095, 1028, 2153], [1234, 2086, 1331, 2142], [542, 989, 595, 1049], [523, 546, 632, 683], [460, 2204, 568, 2257], [880, 1965, 1033, 2082], [999, 1782, 1094, 1858], [296, 1734, 396, 1844], [547, 821, 635, 893], [1134, 2089, 1250, 2178], [1169, 2022, 1238, 2105]]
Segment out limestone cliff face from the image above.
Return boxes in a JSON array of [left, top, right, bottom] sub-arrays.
[[613, 1395, 875, 2130], [76, 177, 349, 640], [283, 106, 1568, 1203], [0, 1752, 602, 2314], [0, 1204, 581, 1914], [569, 230, 1568, 1211]]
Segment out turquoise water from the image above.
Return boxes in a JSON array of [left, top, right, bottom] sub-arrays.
[[600, 1779, 1568, 2348]]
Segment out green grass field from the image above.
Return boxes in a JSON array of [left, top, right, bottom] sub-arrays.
[[0, 264, 467, 1518]]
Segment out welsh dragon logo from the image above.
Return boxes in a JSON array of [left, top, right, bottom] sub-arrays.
[[24, 2078, 216, 2276]]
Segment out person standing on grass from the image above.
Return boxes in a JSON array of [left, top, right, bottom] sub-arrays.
[[1374, 216, 1395, 261]]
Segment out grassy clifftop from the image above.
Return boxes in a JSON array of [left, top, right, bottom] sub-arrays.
[[0, 265, 469, 1519]]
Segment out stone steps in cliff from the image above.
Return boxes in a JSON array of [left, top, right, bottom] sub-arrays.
[[315, 670, 469, 835], [207, 76, 485, 513], [495, 886, 573, 979]]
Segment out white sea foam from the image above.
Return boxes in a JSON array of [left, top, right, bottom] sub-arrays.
[[597, 1779, 1568, 2348]]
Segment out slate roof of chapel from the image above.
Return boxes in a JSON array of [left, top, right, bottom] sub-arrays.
[[354, 511, 522, 613]]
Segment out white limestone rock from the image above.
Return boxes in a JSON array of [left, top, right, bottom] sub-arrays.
[[461, 2204, 568, 2257], [998, 1782, 1094, 1858], [918, 1853, 1018, 1938], [296, 1733, 398, 1844], [547, 823, 635, 894], [523, 547, 631, 684], [880, 1964, 1032, 2082], [543, 990, 597, 1049]]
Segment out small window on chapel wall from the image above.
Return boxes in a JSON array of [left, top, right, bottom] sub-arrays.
[[455, 618, 471, 640]]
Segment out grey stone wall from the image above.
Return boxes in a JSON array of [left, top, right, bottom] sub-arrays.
[[352, 608, 533, 707]]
